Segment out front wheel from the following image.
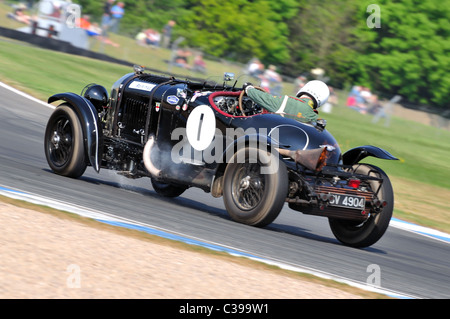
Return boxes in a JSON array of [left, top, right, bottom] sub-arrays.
[[223, 147, 288, 227], [328, 164, 394, 248], [44, 104, 87, 178], [151, 179, 187, 198]]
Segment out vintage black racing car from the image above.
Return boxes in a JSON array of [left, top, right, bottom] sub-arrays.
[[44, 67, 398, 248]]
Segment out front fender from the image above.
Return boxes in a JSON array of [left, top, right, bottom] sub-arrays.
[[342, 145, 398, 166], [48, 93, 102, 172]]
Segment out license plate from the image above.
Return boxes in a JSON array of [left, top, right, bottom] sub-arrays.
[[328, 193, 366, 210]]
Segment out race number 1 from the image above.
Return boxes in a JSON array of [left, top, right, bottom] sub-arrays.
[[186, 105, 216, 151]]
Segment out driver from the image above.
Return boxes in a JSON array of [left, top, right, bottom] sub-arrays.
[[243, 80, 330, 123]]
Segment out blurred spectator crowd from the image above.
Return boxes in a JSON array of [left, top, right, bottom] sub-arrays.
[[245, 59, 338, 114], [346, 85, 380, 115], [246, 58, 283, 95]]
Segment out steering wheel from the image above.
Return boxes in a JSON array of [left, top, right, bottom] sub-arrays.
[[238, 86, 266, 116]]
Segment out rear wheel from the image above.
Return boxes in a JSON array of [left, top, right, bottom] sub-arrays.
[[223, 147, 288, 227], [328, 164, 394, 248], [44, 104, 87, 178]]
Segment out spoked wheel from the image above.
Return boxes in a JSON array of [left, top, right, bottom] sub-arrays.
[[328, 164, 394, 248], [223, 147, 288, 227], [151, 178, 187, 198], [44, 104, 87, 178], [231, 163, 265, 210]]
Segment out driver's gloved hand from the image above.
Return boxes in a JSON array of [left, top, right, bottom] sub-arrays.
[[243, 82, 254, 94]]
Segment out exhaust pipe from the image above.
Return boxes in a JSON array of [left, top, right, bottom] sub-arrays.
[[143, 135, 161, 177], [277, 146, 330, 171]]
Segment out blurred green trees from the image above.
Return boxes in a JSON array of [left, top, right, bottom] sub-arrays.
[[351, 0, 449, 109]]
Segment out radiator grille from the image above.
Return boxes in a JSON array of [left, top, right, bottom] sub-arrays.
[[120, 97, 148, 137]]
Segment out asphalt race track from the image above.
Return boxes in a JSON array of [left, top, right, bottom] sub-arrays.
[[0, 83, 449, 299]]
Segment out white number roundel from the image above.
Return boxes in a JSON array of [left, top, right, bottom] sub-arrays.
[[186, 104, 216, 151]]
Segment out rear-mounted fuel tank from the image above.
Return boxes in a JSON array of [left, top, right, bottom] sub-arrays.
[[106, 73, 187, 142]]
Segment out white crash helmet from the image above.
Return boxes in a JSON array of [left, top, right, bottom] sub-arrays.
[[296, 80, 330, 108]]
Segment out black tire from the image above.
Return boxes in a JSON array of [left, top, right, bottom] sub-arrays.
[[328, 164, 394, 248], [44, 104, 87, 178], [151, 178, 187, 198], [223, 147, 288, 227]]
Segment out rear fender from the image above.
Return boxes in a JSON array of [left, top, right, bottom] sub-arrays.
[[342, 145, 398, 166], [48, 93, 102, 172]]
